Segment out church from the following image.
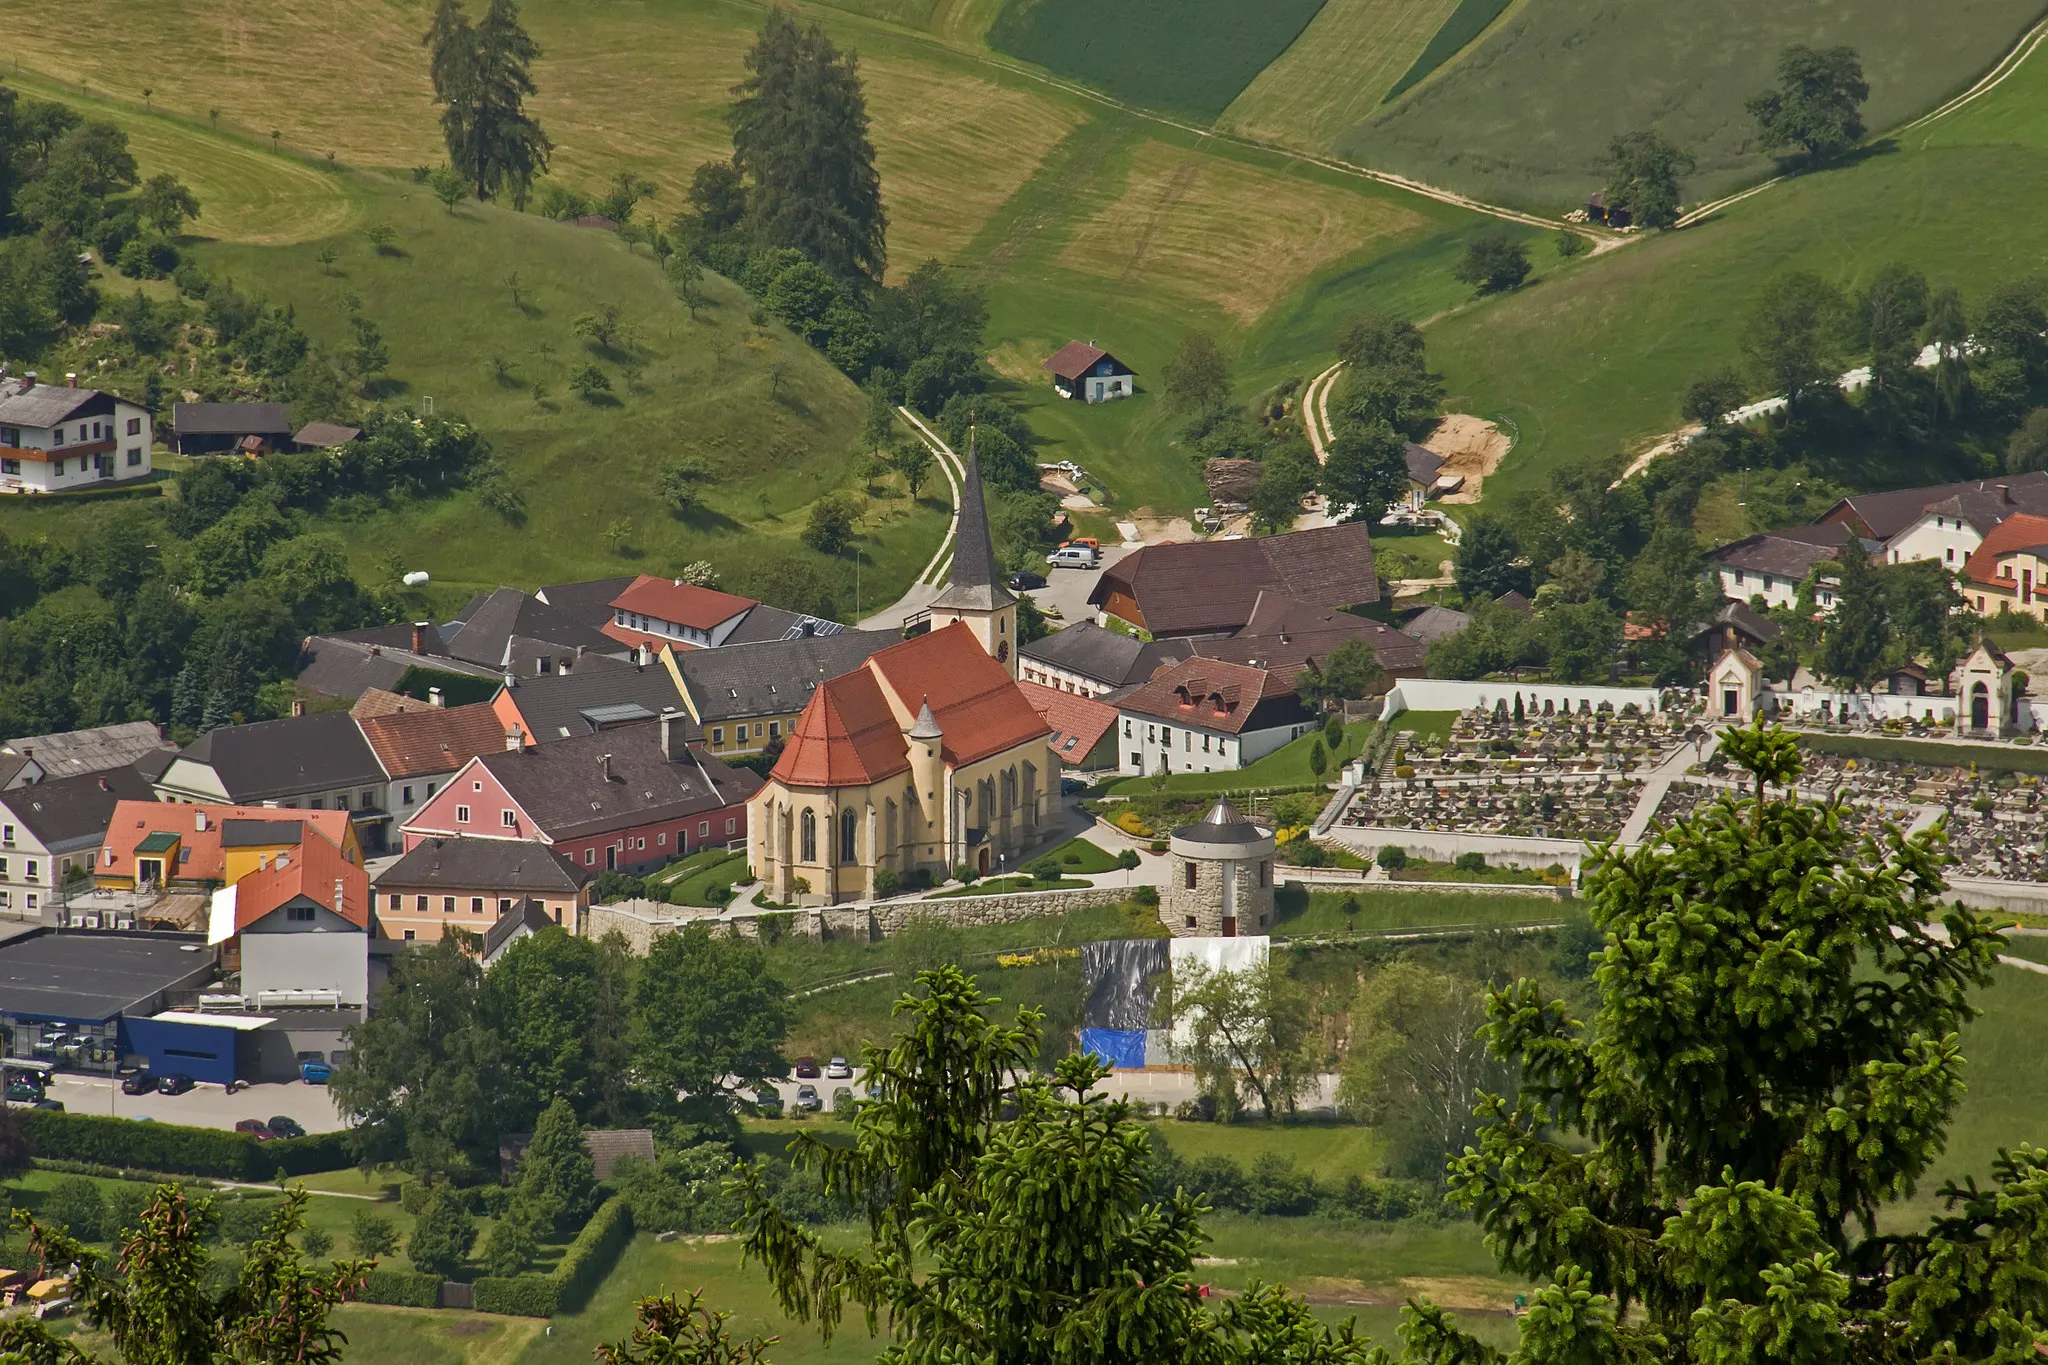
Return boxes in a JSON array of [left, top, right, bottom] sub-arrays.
[[747, 449, 1056, 903]]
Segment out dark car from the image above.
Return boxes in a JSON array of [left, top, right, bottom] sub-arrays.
[[158, 1074, 195, 1096], [1006, 571, 1046, 591], [267, 1115, 306, 1140], [121, 1071, 159, 1096], [4, 1080, 40, 1103], [234, 1119, 275, 1141], [793, 1056, 820, 1079]]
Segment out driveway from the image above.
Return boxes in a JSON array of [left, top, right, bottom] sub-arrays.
[[1026, 543, 1132, 630], [34, 1076, 345, 1132]]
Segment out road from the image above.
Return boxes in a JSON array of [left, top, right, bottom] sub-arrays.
[[859, 408, 966, 631]]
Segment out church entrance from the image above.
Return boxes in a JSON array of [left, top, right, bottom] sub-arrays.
[[977, 847, 991, 874], [1973, 682, 1990, 730]]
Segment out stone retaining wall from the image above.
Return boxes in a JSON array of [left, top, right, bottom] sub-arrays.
[[582, 885, 1135, 951], [1324, 827, 1587, 870]]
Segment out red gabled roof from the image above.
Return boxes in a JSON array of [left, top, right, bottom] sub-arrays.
[[356, 701, 507, 779], [771, 668, 914, 787], [1043, 341, 1109, 380], [608, 575, 757, 630], [102, 801, 354, 882], [768, 623, 1051, 787], [1963, 513, 2048, 588], [231, 829, 370, 932], [1019, 682, 1118, 766]]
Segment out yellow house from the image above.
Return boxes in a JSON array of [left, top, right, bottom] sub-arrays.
[[98, 802, 361, 891]]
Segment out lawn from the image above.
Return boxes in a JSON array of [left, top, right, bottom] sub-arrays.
[[988, 0, 1328, 122], [1381, 0, 1513, 103], [667, 851, 751, 908], [1104, 722, 1373, 795], [1221, 0, 1465, 149], [1390, 859, 1553, 885], [1272, 886, 1564, 938], [1031, 835, 1123, 874], [926, 874, 1091, 897], [1342, 0, 2047, 209], [1793, 731, 2048, 777], [1146, 1119, 1385, 1182], [1383, 711, 1457, 744], [332, 1306, 543, 1365]]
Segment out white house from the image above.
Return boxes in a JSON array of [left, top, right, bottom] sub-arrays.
[[0, 768, 155, 922], [1707, 527, 1851, 611], [0, 374, 153, 494], [209, 830, 371, 1009], [603, 575, 760, 651], [1043, 342, 1136, 403], [1113, 658, 1316, 776]]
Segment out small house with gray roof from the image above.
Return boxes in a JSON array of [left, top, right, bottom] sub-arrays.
[[1019, 621, 1193, 699], [170, 402, 292, 456], [671, 630, 894, 759], [0, 766, 155, 923]]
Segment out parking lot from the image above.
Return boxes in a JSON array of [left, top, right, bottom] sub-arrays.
[[31, 1075, 345, 1132], [1024, 543, 1130, 630]]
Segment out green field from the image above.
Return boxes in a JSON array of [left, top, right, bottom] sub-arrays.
[[988, 0, 1327, 121], [1344, 0, 2048, 209], [1273, 886, 1563, 937], [1382, 0, 1513, 103], [1221, 0, 1464, 148]]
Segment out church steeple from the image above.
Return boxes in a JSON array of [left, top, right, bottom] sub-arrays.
[[930, 433, 1020, 675]]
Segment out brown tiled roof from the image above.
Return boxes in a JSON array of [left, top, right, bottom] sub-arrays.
[[1043, 341, 1111, 381], [1089, 523, 1378, 637], [230, 829, 369, 932], [1019, 682, 1119, 766], [357, 701, 507, 779], [1117, 657, 1300, 734], [102, 802, 354, 883], [1189, 593, 1427, 675], [608, 575, 758, 630], [474, 723, 760, 842]]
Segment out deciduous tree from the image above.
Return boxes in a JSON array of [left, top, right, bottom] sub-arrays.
[[1162, 331, 1231, 413], [632, 924, 791, 1110], [1453, 512, 1526, 601], [1167, 957, 1318, 1119], [1318, 418, 1408, 521], [1742, 270, 1848, 411], [1747, 44, 1869, 163], [137, 172, 199, 236], [1452, 229, 1530, 295], [1295, 637, 1388, 709], [1602, 130, 1693, 228], [1338, 961, 1512, 1183]]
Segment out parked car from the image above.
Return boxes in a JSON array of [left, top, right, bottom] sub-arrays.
[[299, 1061, 332, 1085], [1046, 545, 1098, 569], [793, 1084, 822, 1113], [4, 1080, 39, 1103], [1006, 571, 1046, 591], [158, 1074, 195, 1096], [830, 1086, 854, 1113], [120, 1071, 159, 1096], [825, 1057, 852, 1079], [234, 1120, 275, 1141], [267, 1116, 307, 1140], [793, 1056, 820, 1079], [753, 1087, 783, 1117]]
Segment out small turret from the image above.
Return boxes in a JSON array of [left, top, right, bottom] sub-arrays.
[[907, 699, 945, 814]]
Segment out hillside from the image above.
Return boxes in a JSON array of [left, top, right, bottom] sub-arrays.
[[1421, 31, 2048, 502], [1341, 0, 2047, 209], [0, 78, 934, 615], [0, 0, 1528, 528]]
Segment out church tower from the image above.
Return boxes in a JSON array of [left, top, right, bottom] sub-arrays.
[[928, 436, 1019, 676]]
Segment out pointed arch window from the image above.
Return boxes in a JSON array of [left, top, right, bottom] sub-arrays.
[[800, 808, 817, 863], [840, 808, 857, 864]]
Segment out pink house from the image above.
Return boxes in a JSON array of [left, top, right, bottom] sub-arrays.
[[400, 715, 760, 875]]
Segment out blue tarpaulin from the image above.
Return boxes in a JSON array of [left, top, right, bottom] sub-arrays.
[[1079, 1028, 1147, 1069]]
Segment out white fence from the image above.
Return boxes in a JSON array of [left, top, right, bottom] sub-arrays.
[[1382, 679, 1666, 720], [1765, 684, 2048, 732]]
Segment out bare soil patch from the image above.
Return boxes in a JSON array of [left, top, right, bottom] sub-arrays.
[[1427, 414, 1511, 504]]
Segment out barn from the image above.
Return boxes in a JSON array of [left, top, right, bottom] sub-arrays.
[[1043, 341, 1136, 403]]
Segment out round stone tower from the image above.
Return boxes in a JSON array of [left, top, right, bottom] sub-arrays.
[[1162, 798, 1276, 938]]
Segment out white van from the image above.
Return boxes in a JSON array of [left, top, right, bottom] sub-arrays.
[[1046, 545, 1099, 569]]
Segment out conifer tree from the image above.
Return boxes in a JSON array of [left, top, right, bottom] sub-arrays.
[[729, 9, 886, 285], [423, 0, 551, 204]]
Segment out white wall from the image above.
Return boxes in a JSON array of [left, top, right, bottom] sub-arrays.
[[1716, 567, 1836, 611], [1382, 679, 1664, 719], [242, 909, 369, 1007], [1887, 513, 1981, 570], [1764, 685, 2048, 732], [0, 400, 152, 492], [1115, 713, 1307, 775], [1020, 659, 1114, 699]]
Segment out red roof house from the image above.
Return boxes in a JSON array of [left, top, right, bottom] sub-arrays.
[[603, 575, 760, 651]]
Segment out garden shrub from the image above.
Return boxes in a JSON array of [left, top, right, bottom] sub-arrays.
[[356, 1269, 442, 1307], [549, 1194, 633, 1315], [1453, 852, 1488, 873], [17, 1111, 351, 1179], [1376, 846, 1408, 871], [473, 1274, 557, 1316]]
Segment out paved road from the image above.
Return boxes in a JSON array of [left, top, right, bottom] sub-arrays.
[[35, 1075, 345, 1132]]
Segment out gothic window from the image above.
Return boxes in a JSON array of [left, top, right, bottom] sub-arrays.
[[800, 808, 817, 862], [840, 808, 857, 864]]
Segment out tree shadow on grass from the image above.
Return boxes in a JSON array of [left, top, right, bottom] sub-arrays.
[[576, 392, 622, 408], [670, 504, 741, 533], [363, 377, 410, 399]]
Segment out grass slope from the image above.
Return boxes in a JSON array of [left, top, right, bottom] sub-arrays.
[[1422, 42, 2048, 501], [1343, 0, 2047, 210], [987, 0, 1327, 122], [1382, 0, 1514, 103], [1221, 0, 1465, 149]]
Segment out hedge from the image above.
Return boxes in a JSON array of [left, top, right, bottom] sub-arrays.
[[19, 1110, 354, 1180], [356, 1268, 442, 1308], [474, 1195, 633, 1318]]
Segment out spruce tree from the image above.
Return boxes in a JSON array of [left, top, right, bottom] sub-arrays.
[[729, 9, 886, 285], [423, 0, 551, 203], [518, 1097, 596, 1234]]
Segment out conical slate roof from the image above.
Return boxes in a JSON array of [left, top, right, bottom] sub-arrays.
[[930, 433, 1016, 614], [1172, 797, 1269, 846], [907, 699, 943, 740]]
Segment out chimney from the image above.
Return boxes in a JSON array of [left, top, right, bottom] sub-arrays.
[[503, 671, 516, 690], [18, 746, 29, 760], [576, 644, 587, 661], [64, 373, 76, 388], [660, 709, 685, 761], [291, 698, 306, 718], [411, 621, 427, 654], [258, 852, 268, 871], [505, 725, 524, 752], [18, 373, 32, 390], [97, 776, 109, 791], [195, 810, 208, 832], [636, 643, 651, 667], [334, 877, 345, 921], [600, 753, 613, 783], [428, 687, 444, 708], [1997, 483, 2013, 505]]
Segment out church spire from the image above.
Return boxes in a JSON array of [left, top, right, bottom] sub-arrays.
[[931, 430, 1015, 613]]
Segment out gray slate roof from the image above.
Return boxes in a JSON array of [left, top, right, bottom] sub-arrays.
[[378, 837, 588, 895], [930, 442, 1016, 614], [482, 897, 557, 962], [1398, 605, 1471, 641], [171, 402, 292, 436], [0, 766, 154, 849], [443, 589, 620, 668], [1, 721, 176, 780], [675, 631, 894, 724], [475, 721, 762, 841], [534, 577, 637, 632], [293, 422, 360, 448], [173, 710, 385, 802], [501, 664, 693, 744], [722, 604, 849, 646], [1020, 622, 1194, 689], [0, 378, 103, 429], [1403, 442, 1443, 486], [295, 633, 499, 701]]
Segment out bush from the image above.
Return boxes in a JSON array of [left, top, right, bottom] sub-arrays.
[[1028, 858, 1060, 881], [1453, 852, 1487, 873], [103, 1182, 152, 1238], [953, 863, 979, 885], [356, 1269, 441, 1307], [301, 1226, 333, 1259], [472, 1274, 557, 1316], [42, 1176, 107, 1241], [216, 1193, 284, 1245], [1130, 885, 1159, 908], [350, 1208, 400, 1258], [16, 1110, 352, 1179], [873, 868, 902, 897], [399, 1181, 430, 1215], [407, 1187, 477, 1278], [549, 1194, 633, 1316], [1376, 846, 1408, 871]]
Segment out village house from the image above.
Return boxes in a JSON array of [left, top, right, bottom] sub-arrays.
[[98, 803, 360, 892], [294, 621, 503, 703], [1819, 472, 2048, 552], [602, 576, 760, 651], [401, 713, 760, 875], [1042, 342, 1136, 403], [1, 721, 176, 789], [1088, 522, 1379, 639], [207, 829, 372, 1010], [291, 421, 360, 451], [441, 588, 624, 671], [0, 768, 155, 922], [1020, 682, 1120, 772], [490, 660, 694, 748], [1401, 443, 1462, 507], [1114, 657, 1317, 777], [1186, 592, 1428, 682], [482, 899, 557, 966], [1018, 622, 1193, 698], [1961, 513, 2048, 619], [154, 710, 396, 850], [1706, 525, 1855, 610], [169, 402, 292, 456], [373, 836, 589, 942], [672, 631, 893, 758], [352, 690, 508, 827], [0, 374, 154, 493]]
